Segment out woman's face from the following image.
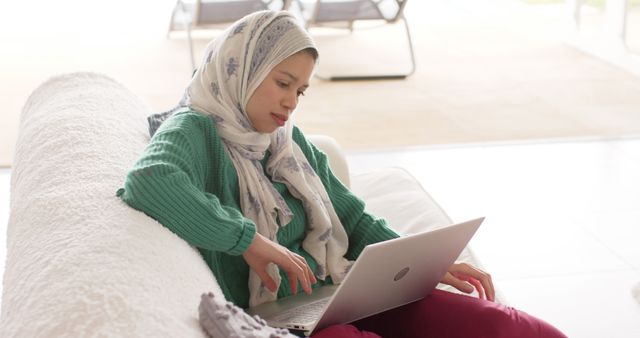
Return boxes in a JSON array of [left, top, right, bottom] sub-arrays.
[[246, 51, 315, 133]]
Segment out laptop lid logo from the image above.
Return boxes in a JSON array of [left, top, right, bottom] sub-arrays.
[[394, 267, 410, 281]]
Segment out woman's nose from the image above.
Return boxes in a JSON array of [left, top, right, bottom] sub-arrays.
[[282, 91, 298, 110]]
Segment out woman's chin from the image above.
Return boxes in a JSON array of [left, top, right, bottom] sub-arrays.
[[256, 126, 278, 134]]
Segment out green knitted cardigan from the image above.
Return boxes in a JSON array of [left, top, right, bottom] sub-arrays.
[[118, 110, 399, 308]]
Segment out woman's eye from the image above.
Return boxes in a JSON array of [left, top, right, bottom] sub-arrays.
[[277, 81, 289, 88], [297, 91, 305, 97]]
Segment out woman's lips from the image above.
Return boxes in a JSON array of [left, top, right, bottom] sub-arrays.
[[271, 113, 287, 126]]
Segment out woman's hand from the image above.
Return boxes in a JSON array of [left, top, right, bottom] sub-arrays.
[[440, 262, 495, 301], [242, 233, 317, 295]]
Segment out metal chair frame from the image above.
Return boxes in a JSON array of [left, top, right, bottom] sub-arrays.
[[168, 0, 277, 70], [289, 0, 415, 80]]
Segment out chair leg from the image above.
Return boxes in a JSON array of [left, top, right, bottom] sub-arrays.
[[187, 21, 196, 71], [167, 1, 178, 37], [316, 18, 416, 81], [402, 15, 416, 77], [168, 0, 196, 71]]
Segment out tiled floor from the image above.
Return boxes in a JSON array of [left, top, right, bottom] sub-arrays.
[[5, 0, 640, 165], [347, 137, 640, 338], [1, 138, 639, 336]]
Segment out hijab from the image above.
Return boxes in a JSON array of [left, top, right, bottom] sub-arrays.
[[183, 10, 353, 307]]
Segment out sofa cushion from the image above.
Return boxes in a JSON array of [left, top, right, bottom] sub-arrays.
[[351, 167, 453, 235], [351, 167, 494, 298]]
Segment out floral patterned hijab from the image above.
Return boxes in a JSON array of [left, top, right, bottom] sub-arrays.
[[184, 10, 352, 307]]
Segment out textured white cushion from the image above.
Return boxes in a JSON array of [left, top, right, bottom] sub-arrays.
[[1, 72, 216, 337]]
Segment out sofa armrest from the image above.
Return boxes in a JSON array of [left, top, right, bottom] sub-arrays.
[[307, 134, 351, 188], [2, 73, 213, 337]]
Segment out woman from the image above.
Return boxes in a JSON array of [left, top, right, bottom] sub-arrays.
[[119, 10, 566, 338]]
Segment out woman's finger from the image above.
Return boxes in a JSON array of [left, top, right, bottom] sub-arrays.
[[441, 272, 474, 294], [483, 274, 495, 302], [467, 277, 485, 300], [292, 253, 317, 294], [453, 263, 495, 302], [305, 257, 318, 284], [287, 270, 299, 295], [465, 265, 495, 301], [290, 254, 318, 295], [256, 268, 278, 292], [243, 234, 318, 296], [288, 254, 308, 293], [286, 259, 308, 295], [300, 261, 313, 294]]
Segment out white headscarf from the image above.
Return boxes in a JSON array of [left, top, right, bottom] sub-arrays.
[[184, 10, 353, 307]]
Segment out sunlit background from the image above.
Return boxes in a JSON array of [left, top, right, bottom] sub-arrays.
[[1, 0, 640, 336]]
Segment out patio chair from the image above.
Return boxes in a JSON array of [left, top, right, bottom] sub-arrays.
[[168, 0, 280, 70], [288, 0, 415, 80]]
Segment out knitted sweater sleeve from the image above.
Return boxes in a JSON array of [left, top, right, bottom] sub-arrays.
[[292, 128, 400, 260], [118, 113, 255, 255]]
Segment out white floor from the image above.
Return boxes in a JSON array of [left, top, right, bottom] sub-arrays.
[[1, 137, 640, 336]]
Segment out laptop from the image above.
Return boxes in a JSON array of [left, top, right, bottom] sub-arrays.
[[247, 217, 484, 336]]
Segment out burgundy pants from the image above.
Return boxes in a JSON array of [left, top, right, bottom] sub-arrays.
[[312, 289, 567, 338]]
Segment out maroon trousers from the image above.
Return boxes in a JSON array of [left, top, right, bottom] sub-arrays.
[[312, 289, 567, 338]]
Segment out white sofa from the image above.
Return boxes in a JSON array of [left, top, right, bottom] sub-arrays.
[[0, 72, 492, 337]]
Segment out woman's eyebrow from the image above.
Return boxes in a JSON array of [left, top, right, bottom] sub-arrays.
[[278, 70, 298, 82]]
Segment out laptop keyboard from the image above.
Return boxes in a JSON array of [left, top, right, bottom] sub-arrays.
[[272, 297, 330, 324]]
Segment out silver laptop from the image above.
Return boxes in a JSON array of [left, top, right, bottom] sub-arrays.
[[247, 217, 484, 336]]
